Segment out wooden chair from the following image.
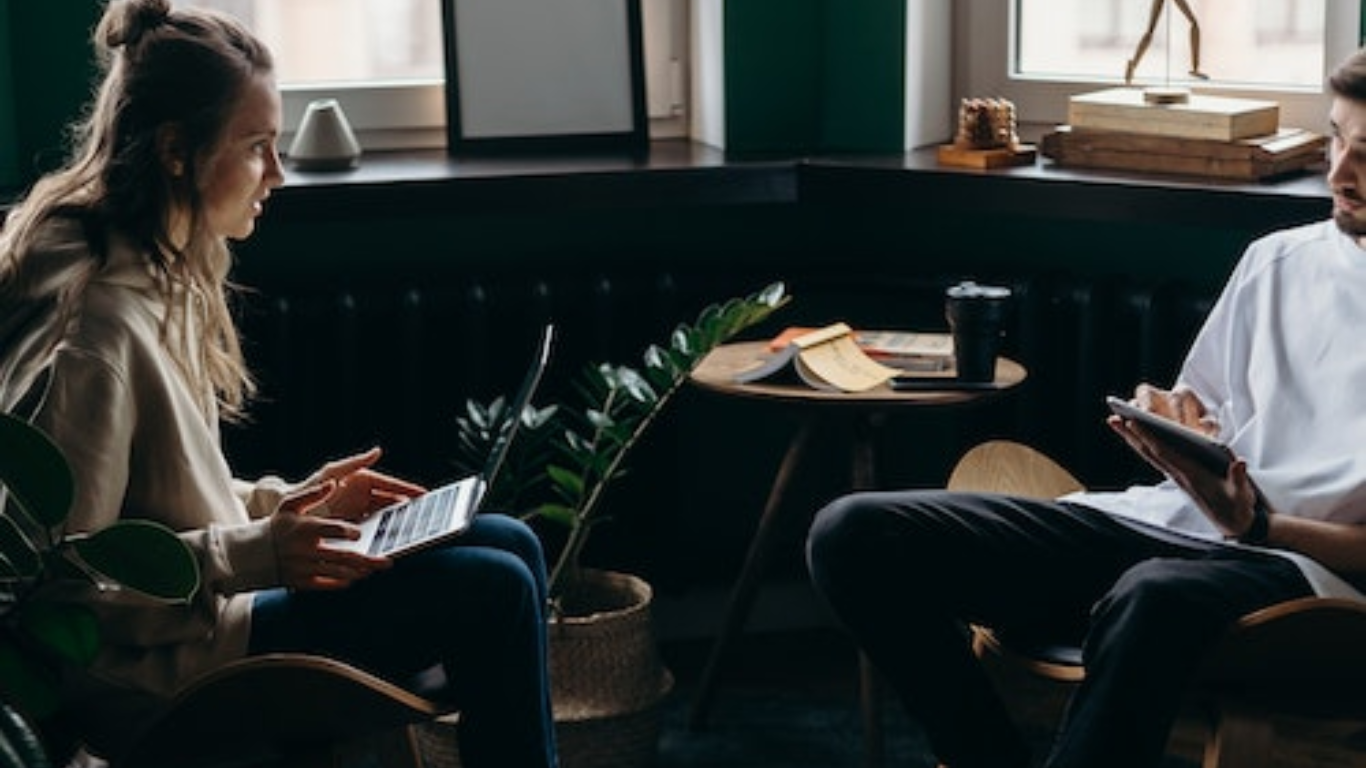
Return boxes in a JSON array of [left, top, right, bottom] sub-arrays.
[[102, 653, 453, 768], [947, 439, 1366, 768]]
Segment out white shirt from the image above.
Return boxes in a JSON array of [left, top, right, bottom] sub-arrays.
[[1067, 220, 1366, 599]]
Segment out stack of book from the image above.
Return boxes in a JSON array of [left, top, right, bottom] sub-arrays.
[[1040, 87, 1326, 181], [737, 324, 955, 393]]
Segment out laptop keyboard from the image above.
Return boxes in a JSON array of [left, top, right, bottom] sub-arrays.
[[368, 481, 474, 556]]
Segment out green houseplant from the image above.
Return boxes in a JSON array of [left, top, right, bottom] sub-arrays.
[[0, 412, 200, 767], [458, 281, 789, 606], [440, 282, 788, 768]]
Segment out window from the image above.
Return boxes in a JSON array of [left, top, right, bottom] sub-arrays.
[[174, 0, 688, 150], [956, 0, 1361, 136]]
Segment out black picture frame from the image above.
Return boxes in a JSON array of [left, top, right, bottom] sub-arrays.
[[441, 0, 648, 156]]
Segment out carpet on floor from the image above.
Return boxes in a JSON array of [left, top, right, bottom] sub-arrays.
[[656, 686, 936, 768]]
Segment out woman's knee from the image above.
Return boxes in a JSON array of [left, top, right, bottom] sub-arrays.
[[463, 514, 548, 588], [475, 549, 542, 610], [399, 544, 543, 620], [466, 513, 543, 559]]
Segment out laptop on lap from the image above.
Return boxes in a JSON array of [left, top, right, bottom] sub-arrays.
[[325, 324, 555, 557]]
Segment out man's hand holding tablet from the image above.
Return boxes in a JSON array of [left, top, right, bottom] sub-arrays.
[[1106, 393, 1271, 544], [1105, 395, 1235, 476]]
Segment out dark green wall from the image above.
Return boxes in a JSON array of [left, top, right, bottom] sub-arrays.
[[722, 0, 906, 156], [0, 1, 13, 188], [821, 0, 906, 152], [722, 0, 823, 156], [0, 0, 100, 193], [0, 1, 15, 187], [0, 1, 99, 191]]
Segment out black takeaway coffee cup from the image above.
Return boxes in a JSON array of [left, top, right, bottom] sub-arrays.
[[944, 281, 1011, 383]]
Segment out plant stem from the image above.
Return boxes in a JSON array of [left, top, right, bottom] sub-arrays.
[[547, 370, 689, 601]]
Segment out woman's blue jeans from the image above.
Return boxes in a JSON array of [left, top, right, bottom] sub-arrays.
[[250, 512, 557, 768]]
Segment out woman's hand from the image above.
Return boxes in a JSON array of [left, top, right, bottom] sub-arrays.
[[269, 493, 392, 590], [289, 447, 426, 522], [270, 448, 426, 590]]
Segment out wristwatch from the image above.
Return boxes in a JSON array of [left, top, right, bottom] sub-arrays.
[[1237, 499, 1271, 545]]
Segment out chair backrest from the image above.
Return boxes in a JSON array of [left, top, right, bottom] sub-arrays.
[[947, 440, 1088, 681], [946, 439, 1084, 499]]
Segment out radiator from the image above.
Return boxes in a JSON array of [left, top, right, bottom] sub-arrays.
[[225, 269, 772, 484], [1008, 275, 1214, 485]]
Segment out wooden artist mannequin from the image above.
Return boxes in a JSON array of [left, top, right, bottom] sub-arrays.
[[1125, 0, 1209, 85]]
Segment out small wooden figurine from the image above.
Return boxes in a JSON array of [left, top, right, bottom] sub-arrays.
[[936, 97, 1036, 169]]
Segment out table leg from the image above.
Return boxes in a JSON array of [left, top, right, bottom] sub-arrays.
[[688, 419, 816, 731], [860, 651, 885, 768], [851, 414, 886, 768], [850, 414, 881, 489]]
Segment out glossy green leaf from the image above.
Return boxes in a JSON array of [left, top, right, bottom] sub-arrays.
[[758, 281, 787, 306], [521, 404, 558, 429], [68, 521, 199, 603], [533, 503, 578, 528], [0, 516, 39, 581], [546, 465, 584, 497], [16, 601, 99, 668], [585, 409, 616, 432], [0, 697, 52, 768], [0, 638, 59, 722], [696, 303, 722, 333], [562, 429, 592, 455], [671, 327, 699, 357], [0, 414, 73, 530], [613, 368, 656, 405]]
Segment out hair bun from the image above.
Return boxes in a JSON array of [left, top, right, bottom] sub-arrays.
[[100, 0, 173, 50]]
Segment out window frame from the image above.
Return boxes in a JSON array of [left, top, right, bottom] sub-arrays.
[[274, 0, 688, 152], [281, 82, 446, 152], [953, 0, 1362, 137]]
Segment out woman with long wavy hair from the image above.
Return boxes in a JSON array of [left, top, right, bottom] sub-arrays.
[[0, 2, 557, 766]]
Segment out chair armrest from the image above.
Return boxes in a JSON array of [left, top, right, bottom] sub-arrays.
[[114, 653, 450, 768], [1199, 597, 1366, 717]]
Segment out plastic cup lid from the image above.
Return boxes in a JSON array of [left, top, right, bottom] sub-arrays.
[[946, 281, 1011, 299]]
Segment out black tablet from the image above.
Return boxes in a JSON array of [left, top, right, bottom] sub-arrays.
[[1105, 396, 1234, 476]]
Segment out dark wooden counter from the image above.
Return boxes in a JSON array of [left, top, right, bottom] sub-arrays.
[[267, 140, 1330, 235]]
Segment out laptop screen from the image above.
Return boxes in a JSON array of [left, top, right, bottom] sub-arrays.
[[480, 323, 555, 492]]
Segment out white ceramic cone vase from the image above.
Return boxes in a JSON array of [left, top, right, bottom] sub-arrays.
[[288, 98, 362, 171]]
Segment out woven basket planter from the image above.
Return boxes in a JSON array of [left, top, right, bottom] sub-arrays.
[[415, 569, 673, 768]]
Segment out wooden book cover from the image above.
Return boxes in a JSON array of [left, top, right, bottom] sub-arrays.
[[1040, 126, 1325, 181], [1068, 88, 1279, 142]]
